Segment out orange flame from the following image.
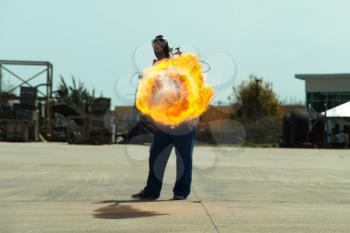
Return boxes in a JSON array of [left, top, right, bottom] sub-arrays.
[[136, 53, 215, 126]]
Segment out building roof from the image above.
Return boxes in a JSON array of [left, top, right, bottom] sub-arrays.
[[295, 73, 350, 80], [322, 101, 350, 118]]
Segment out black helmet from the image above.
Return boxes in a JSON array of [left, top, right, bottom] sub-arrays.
[[152, 35, 168, 46]]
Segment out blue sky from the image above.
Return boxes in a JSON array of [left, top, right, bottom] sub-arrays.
[[1, 0, 350, 106]]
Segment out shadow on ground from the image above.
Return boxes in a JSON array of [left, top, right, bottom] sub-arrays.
[[92, 200, 170, 219]]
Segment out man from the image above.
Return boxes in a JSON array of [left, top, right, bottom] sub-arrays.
[[131, 35, 197, 200]]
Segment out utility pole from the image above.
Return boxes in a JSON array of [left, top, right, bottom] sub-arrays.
[[0, 64, 2, 93]]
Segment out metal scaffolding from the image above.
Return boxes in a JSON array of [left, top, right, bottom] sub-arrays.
[[0, 60, 53, 137]]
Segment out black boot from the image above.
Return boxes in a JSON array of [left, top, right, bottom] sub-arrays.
[[131, 190, 158, 200]]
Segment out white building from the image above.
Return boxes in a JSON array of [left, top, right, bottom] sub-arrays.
[[295, 74, 350, 113]]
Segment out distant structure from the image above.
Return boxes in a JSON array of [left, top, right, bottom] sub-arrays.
[[0, 60, 115, 144], [0, 60, 53, 141], [294, 73, 350, 148]]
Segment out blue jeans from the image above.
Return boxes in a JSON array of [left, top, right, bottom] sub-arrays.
[[143, 129, 196, 198]]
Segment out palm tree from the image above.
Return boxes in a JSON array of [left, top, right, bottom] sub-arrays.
[[54, 75, 96, 112]]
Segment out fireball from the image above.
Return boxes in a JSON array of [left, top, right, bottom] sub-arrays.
[[136, 53, 214, 126]]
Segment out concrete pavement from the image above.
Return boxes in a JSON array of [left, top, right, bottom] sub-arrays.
[[0, 142, 350, 232]]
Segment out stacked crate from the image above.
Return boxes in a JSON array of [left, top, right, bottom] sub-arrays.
[[91, 97, 111, 114], [0, 87, 39, 141], [20, 86, 37, 106], [67, 98, 115, 144]]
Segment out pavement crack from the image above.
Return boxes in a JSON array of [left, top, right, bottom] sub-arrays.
[[192, 186, 220, 233]]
